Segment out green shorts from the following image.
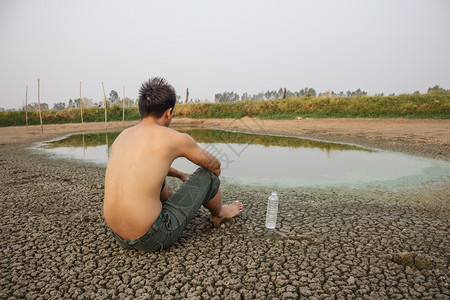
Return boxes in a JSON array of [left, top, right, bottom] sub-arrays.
[[111, 167, 220, 252]]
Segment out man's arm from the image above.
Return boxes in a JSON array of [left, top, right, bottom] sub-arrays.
[[168, 167, 190, 182], [176, 133, 221, 176]]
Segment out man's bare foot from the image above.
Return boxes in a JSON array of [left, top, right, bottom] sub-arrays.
[[210, 201, 243, 228]]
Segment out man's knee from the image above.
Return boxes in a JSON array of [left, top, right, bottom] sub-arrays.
[[197, 167, 220, 183], [194, 167, 220, 199]]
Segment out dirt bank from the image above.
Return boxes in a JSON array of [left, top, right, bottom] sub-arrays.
[[1, 119, 449, 299]]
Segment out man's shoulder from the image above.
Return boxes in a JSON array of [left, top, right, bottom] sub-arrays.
[[156, 125, 187, 138], [132, 123, 178, 135], [125, 123, 191, 144], [145, 125, 192, 147]]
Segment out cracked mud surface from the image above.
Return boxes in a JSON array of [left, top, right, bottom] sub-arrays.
[[1, 120, 449, 299]]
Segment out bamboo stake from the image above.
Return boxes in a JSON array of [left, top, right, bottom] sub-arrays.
[[25, 85, 28, 128], [80, 81, 84, 123], [102, 82, 107, 128], [37, 79, 43, 133], [122, 85, 125, 123]]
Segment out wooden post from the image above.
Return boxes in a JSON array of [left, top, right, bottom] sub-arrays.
[[80, 81, 84, 123], [102, 82, 107, 128], [37, 79, 43, 133], [185, 88, 189, 104], [25, 86, 28, 128], [283, 88, 287, 99], [122, 85, 125, 123]]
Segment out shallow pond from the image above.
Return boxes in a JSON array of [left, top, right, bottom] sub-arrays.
[[37, 125, 450, 188]]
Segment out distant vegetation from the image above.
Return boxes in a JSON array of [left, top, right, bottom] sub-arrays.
[[1, 87, 449, 127], [213, 85, 449, 103], [214, 87, 373, 102], [176, 93, 450, 120], [0, 106, 140, 127]]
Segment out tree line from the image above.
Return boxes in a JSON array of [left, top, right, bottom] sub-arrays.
[[214, 87, 370, 103], [214, 85, 450, 103], [1, 85, 448, 112]]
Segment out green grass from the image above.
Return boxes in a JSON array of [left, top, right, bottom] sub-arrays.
[[0, 106, 140, 127], [1, 94, 449, 127], [176, 94, 450, 120]]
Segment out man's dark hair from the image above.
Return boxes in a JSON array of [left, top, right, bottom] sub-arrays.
[[138, 77, 176, 119]]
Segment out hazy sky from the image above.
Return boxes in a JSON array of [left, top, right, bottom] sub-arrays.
[[1, 0, 449, 109]]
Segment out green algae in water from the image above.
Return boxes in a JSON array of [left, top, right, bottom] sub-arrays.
[[38, 127, 450, 188]]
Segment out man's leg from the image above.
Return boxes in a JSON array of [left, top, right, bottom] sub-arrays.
[[162, 179, 243, 226], [160, 183, 175, 203], [203, 187, 243, 227], [161, 168, 243, 234]]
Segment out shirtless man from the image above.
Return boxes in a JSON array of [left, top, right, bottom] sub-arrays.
[[103, 77, 243, 252]]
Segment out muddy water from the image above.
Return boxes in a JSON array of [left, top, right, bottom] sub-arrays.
[[36, 126, 450, 188]]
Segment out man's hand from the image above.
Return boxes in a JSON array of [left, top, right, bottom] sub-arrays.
[[168, 167, 190, 182], [180, 172, 190, 182]]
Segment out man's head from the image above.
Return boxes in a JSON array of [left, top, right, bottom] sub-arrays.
[[138, 77, 176, 121]]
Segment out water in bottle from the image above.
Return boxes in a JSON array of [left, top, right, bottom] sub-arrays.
[[265, 191, 278, 229]]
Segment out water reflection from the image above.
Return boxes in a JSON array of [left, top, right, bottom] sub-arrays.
[[106, 132, 110, 160], [41, 128, 371, 152], [42, 131, 120, 149], [39, 127, 450, 188]]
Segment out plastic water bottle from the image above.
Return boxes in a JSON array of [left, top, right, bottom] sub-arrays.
[[265, 191, 278, 229]]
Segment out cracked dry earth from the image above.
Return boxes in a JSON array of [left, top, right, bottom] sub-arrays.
[[1, 147, 449, 300], [0, 122, 449, 299]]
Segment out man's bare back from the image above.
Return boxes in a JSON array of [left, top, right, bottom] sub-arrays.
[[104, 77, 242, 251], [104, 119, 243, 240], [104, 122, 179, 239]]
